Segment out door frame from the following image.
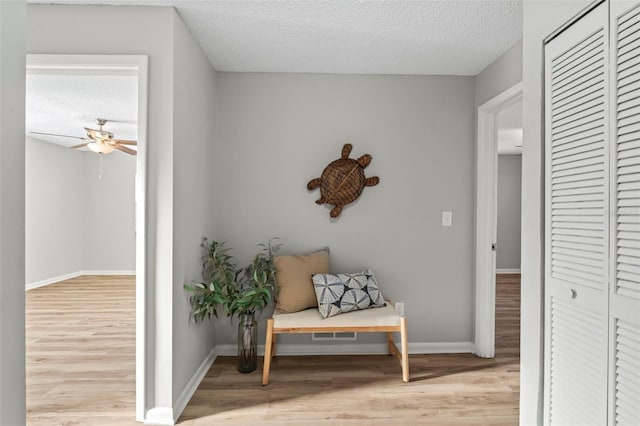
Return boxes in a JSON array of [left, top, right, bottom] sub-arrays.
[[474, 82, 522, 358], [26, 54, 148, 421]]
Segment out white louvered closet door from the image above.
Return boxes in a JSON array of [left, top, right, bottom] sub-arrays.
[[544, 2, 610, 425], [610, 2, 640, 424]]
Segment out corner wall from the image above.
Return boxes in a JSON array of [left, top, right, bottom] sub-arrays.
[[25, 137, 84, 284], [25, 137, 137, 287], [171, 10, 218, 414]]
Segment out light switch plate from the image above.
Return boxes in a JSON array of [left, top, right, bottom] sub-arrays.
[[442, 211, 453, 226]]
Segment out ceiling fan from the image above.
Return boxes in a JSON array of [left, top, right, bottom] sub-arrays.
[[31, 118, 137, 155]]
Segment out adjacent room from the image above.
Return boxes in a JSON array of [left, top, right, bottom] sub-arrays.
[[1, 1, 638, 425], [24, 62, 139, 424]]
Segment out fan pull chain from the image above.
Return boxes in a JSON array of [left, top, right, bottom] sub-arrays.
[[99, 153, 104, 179]]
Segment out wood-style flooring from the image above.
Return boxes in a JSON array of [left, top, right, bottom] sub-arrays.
[[25, 274, 520, 425], [26, 275, 136, 426]]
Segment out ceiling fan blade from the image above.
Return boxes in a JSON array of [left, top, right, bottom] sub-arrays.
[[69, 142, 89, 149], [113, 144, 137, 156], [112, 139, 137, 146], [30, 131, 85, 140]]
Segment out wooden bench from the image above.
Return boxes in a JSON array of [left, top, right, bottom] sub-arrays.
[[262, 302, 409, 385]]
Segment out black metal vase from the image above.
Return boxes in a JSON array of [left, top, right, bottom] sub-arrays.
[[237, 312, 257, 373]]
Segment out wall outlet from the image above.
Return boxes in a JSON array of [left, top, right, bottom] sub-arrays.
[[395, 302, 405, 317]]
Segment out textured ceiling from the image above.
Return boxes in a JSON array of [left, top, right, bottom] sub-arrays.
[[26, 71, 138, 148], [30, 0, 523, 76]]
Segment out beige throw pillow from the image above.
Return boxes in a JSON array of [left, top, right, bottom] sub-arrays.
[[274, 248, 330, 313]]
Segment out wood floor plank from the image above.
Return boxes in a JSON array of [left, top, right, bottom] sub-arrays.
[[26, 274, 521, 425]]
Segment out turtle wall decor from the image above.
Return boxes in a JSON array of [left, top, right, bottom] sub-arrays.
[[307, 143, 380, 218]]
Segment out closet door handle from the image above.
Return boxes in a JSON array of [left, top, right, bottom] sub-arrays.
[[568, 289, 577, 299]]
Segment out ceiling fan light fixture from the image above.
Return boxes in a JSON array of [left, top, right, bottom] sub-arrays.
[[87, 142, 115, 154]]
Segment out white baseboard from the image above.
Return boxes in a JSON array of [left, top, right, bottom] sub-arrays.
[[26, 271, 82, 290], [80, 270, 136, 276], [144, 407, 174, 426], [496, 269, 521, 274], [26, 270, 136, 290], [216, 341, 474, 356], [172, 347, 217, 424]]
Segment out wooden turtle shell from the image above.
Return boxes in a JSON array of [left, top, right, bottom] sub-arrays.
[[307, 144, 380, 218]]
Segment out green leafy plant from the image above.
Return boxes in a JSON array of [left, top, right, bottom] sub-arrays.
[[184, 238, 281, 322]]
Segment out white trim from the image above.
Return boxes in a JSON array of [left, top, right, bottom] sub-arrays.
[[496, 269, 521, 274], [25, 271, 82, 290], [172, 347, 217, 424], [135, 55, 149, 424], [27, 54, 150, 422], [144, 408, 174, 426], [25, 270, 136, 290], [475, 82, 523, 359], [79, 270, 136, 276], [216, 341, 474, 356]]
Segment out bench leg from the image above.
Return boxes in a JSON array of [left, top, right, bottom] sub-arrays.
[[400, 317, 409, 383], [262, 318, 275, 385], [387, 332, 395, 355]]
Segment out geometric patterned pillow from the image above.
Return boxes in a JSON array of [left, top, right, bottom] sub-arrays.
[[312, 268, 385, 319]]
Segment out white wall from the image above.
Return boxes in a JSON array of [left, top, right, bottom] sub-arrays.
[[25, 137, 84, 284], [216, 73, 476, 347], [171, 11, 218, 410], [0, 1, 26, 423], [496, 154, 521, 271], [83, 152, 136, 271], [521, 1, 591, 424]]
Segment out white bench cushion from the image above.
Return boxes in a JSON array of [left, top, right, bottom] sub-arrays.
[[272, 301, 400, 329]]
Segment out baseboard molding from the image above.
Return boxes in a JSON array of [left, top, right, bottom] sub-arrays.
[[26, 271, 82, 290], [216, 341, 474, 356], [172, 347, 217, 424], [144, 407, 174, 426], [79, 270, 136, 276], [26, 270, 136, 290], [496, 269, 521, 274]]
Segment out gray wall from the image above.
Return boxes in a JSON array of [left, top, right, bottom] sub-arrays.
[[521, 1, 591, 424], [171, 10, 218, 407], [0, 1, 26, 423], [475, 40, 522, 107], [25, 138, 84, 283], [83, 150, 136, 271], [215, 72, 476, 346], [496, 155, 521, 270], [25, 137, 136, 285]]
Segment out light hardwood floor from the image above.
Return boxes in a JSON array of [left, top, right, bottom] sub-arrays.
[[26, 275, 136, 426], [26, 274, 520, 425]]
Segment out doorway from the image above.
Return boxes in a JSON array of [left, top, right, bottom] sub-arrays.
[[474, 82, 522, 358], [495, 100, 523, 358], [24, 54, 148, 421]]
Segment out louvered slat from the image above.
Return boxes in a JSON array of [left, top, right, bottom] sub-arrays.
[[615, 6, 640, 301], [614, 319, 640, 424], [549, 297, 607, 425]]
